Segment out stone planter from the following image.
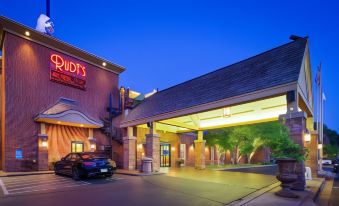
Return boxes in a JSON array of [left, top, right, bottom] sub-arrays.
[[275, 158, 299, 198]]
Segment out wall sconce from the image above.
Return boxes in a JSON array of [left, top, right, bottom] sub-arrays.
[[318, 144, 323, 149], [137, 144, 143, 149], [41, 140, 48, 148], [90, 144, 96, 149], [38, 134, 48, 148], [190, 145, 194, 150], [304, 130, 311, 142], [171, 147, 176, 151]]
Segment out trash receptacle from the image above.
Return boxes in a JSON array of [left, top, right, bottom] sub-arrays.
[[141, 157, 153, 174]]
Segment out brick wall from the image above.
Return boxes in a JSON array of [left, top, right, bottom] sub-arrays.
[[2, 33, 120, 172]]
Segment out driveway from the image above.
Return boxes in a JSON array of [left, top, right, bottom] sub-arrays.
[[0, 167, 278, 206]]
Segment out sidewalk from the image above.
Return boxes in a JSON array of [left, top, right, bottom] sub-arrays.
[[231, 178, 325, 206]]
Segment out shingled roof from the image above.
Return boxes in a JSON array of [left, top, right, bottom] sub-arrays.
[[123, 37, 308, 123]]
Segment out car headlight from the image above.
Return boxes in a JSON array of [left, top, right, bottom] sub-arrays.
[[108, 159, 117, 168]]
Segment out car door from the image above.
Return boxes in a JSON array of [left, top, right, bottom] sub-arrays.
[[62, 154, 74, 175]]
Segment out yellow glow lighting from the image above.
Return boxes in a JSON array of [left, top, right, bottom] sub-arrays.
[[102, 62, 107, 66], [171, 147, 176, 151], [318, 144, 323, 149], [25, 31, 30, 36], [137, 144, 143, 149], [190, 145, 194, 150], [41, 141, 48, 148], [90, 144, 95, 149], [80, 124, 84, 127], [304, 133, 311, 142]]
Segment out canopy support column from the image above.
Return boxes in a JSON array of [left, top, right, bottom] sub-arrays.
[[146, 122, 160, 172], [123, 127, 136, 170], [194, 131, 206, 169]]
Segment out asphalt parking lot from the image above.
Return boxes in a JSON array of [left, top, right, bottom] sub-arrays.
[[0, 174, 123, 197], [0, 168, 277, 206]]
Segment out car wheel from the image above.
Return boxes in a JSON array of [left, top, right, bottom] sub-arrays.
[[72, 168, 81, 181], [105, 173, 113, 178]]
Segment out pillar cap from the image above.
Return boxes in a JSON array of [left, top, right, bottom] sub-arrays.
[[123, 136, 137, 141], [279, 111, 307, 120]]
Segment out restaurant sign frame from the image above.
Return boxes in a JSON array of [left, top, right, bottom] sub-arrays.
[[50, 53, 87, 90]]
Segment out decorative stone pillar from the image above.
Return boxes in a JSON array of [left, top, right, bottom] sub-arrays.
[[123, 127, 136, 170], [38, 123, 48, 171], [279, 111, 307, 191], [145, 122, 160, 172], [194, 131, 206, 169]]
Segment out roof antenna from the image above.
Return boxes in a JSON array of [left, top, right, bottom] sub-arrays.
[[46, 0, 50, 17]]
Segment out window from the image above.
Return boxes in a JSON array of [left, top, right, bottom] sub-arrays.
[[15, 149, 23, 159], [71, 141, 84, 153]]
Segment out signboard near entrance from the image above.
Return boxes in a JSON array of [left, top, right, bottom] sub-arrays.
[[50, 53, 87, 90]]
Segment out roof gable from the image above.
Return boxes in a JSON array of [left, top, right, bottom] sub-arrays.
[[123, 38, 308, 124]]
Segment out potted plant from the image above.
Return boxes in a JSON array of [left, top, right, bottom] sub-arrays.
[[266, 125, 308, 198], [176, 158, 185, 167]]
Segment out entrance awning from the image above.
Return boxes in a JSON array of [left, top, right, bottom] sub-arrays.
[[35, 98, 103, 128]]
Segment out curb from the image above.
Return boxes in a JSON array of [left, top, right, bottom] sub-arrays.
[[212, 164, 277, 171], [115, 171, 166, 176]]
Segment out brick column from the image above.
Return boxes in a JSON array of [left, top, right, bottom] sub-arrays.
[[37, 123, 48, 171], [280, 111, 307, 191], [145, 133, 160, 172], [194, 131, 206, 169], [123, 127, 136, 170]]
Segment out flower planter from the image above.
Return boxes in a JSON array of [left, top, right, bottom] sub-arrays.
[[275, 158, 299, 198]]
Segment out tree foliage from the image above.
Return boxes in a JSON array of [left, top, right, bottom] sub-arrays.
[[205, 121, 307, 164]]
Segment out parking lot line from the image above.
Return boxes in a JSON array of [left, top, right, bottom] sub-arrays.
[[0, 179, 9, 195], [7, 181, 90, 192], [8, 183, 90, 195], [4, 178, 72, 187]]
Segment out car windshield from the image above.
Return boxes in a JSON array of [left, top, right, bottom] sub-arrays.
[[80, 153, 106, 160]]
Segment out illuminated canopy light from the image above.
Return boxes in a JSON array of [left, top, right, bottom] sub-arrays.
[[25, 31, 30, 36]]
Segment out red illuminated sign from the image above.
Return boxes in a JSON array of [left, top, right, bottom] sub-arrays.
[[50, 53, 86, 90]]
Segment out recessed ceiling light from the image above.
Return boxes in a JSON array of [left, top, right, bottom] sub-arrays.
[[80, 124, 84, 127], [25, 31, 30, 36], [102, 62, 107, 67]]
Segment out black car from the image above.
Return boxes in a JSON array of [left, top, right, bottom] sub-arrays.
[[54, 152, 116, 180]]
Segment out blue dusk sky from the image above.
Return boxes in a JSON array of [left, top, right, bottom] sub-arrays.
[[1, 1, 338, 131]]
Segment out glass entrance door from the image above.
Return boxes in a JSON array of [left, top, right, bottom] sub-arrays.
[[160, 144, 171, 167]]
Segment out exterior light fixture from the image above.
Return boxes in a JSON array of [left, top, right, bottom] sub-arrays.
[[25, 31, 30, 36], [80, 124, 84, 127], [223, 107, 231, 117], [137, 144, 143, 149], [57, 121, 61, 124], [102, 62, 107, 67], [90, 144, 95, 149], [304, 130, 311, 142], [190, 145, 194, 150], [41, 140, 48, 148], [39, 134, 48, 148], [318, 144, 323, 149], [171, 147, 176, 151]]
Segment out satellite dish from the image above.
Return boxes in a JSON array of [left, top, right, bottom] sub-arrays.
[[36, 14, 54, 35]]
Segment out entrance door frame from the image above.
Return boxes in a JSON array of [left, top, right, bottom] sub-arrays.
[[160, 143, 171, 167]]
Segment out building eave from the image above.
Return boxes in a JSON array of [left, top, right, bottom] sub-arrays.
[[121, 81, 298, 127]]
